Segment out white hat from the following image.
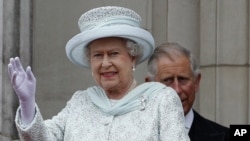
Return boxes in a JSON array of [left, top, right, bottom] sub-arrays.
[[65, 6, 155, 68]]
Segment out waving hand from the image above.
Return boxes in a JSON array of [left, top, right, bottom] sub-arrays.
[[8, 57, 36, 125]]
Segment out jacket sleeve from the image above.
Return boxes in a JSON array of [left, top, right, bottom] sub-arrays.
[[158, 87, 190, 141], [15, 104, 54, 141], [15, 91, 81, 141]]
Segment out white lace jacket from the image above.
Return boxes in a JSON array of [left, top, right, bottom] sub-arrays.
[[15, 87, 190, 141]]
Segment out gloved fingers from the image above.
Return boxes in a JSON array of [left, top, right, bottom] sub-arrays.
[[8, 63, 16, 85], [9, 58, 16, 72], [8, 61, 19, 87], [9, 57, 20, 73], [26, 66, 36, 82], [14, 57, 25, 73], [12, 71, 19, 88], [8, 63, 14, 78], [8, 57, 26, 89]]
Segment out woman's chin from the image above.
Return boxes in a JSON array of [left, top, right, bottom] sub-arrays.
[[100, 82, 117, 90]]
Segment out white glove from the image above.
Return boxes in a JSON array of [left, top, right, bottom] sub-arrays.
[[8, 57, 36, 125]]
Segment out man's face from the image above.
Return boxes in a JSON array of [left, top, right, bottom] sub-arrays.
[[154, 55, 201, 115]]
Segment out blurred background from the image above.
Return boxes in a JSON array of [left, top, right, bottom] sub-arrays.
[[1, 0, 249, 140]]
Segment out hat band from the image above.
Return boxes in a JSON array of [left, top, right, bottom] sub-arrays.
[[79, 16, 140, 32]]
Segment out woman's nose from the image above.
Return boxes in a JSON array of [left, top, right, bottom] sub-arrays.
[[101, 55, 111, 68]]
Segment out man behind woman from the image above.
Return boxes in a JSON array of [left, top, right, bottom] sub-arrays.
[[146, 42, 230, 141]]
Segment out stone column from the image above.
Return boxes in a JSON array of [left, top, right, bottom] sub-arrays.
[[167, 0, 200, 61], [0, 0, 3, 138], [200, 0, 249, 126], [0, 0, 32, 140], [1, 0, 19, 140]]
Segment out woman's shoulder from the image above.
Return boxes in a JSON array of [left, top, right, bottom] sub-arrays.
[[64, 87, 97, 108], [142, 82, 180, 104], [141, 82, 178, 96], [69, 87, 95, 102], [71, 85, 103, 97], [71, 90, 87, 98]]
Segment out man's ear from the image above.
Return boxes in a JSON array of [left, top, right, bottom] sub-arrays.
[[195, 73, 201, 92], [145, 76, 152, 82]]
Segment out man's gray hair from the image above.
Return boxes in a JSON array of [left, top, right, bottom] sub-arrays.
[[147, 42, 200, 80]]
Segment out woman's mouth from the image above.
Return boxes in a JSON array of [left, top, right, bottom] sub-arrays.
[[101, 72, 117, 78]]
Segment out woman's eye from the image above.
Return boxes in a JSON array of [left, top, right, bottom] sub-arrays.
[[110, 52, 119, 56], [93, 54, 102, 58]]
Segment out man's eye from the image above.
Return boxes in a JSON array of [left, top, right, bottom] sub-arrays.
[[162, 78, 173, 85], [178, 77, 189, 84]]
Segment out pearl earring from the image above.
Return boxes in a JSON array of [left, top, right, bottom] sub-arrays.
[[132, 65, 135, 71]]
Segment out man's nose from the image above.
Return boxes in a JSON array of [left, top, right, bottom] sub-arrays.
[[171, 79, 181, 94]]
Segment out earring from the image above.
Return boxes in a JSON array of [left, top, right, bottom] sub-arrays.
[[132, 65, 135, 71]]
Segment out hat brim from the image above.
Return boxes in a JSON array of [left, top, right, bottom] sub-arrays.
[[65, 25, 155, 68]]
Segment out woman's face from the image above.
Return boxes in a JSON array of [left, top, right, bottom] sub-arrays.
[[89, 37, 136, 94]]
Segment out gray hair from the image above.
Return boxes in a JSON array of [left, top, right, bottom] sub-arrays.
[[126, 39, 141, 58], [147, 42, 200, 80]]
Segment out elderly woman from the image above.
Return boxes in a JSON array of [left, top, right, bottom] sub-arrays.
[[8, 6, 189, 141]]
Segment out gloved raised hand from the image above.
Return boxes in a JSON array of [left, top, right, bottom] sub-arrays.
[[8, 57, 36, 125]]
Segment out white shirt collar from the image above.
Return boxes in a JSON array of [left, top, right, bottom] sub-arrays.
[[185, 109, 194, 132]]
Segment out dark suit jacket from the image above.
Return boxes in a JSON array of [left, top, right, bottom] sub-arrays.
[[188, 110, 230, 141]]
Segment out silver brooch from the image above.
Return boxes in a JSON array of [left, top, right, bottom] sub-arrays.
[[140, 96, 147, 111]]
